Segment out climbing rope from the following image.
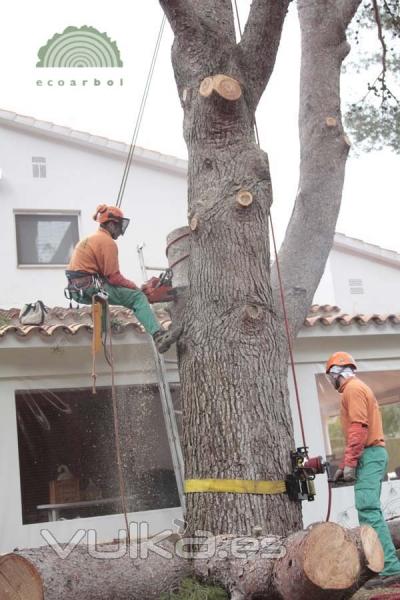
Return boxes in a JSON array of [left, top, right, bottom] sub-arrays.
[[105, 302, 131, 543], [116, 14, 166, 209]]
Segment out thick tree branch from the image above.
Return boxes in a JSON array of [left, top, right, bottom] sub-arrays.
[[237, 0, 291, 107], [271, 0, 363, 335], [159, 0, 237, 96], [339, 0, 365, 27], [159, 0, 197, 36], [159, 0, 235, 48]]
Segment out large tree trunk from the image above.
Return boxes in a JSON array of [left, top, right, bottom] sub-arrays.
[[159, 0, 363, 539], [161, 0, 301, 539], [1, 523, 383, 600]]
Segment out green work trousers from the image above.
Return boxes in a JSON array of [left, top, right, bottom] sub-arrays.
[[73, 283, 160, 336], [355, 445, 400, 576]]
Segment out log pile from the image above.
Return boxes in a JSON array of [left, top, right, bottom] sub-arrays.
[[0, 522, 386, 600]]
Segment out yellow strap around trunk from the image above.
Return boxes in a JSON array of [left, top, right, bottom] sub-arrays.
[[185, 479, 287, 495]]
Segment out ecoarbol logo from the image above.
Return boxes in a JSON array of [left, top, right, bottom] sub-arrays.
[[37, 26, 123, 68], [35, 26, 124, 88]]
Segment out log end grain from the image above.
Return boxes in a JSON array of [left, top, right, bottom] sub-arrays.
[[0, 555, 43, 600], [359, 524, 384, 573], [303, 522, 360, 589]]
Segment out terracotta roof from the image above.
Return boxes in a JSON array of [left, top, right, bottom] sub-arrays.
[[0, 306, 171, 340], [1, 304, 400, 341], [305, 305, 400, 328]]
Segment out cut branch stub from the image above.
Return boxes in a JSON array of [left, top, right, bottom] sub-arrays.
[[199, 77, 214, 98], [199, 74, 242, 101], [190, 216, 199, 231], [326, 116, 337, 127], [236, 190, 253, 207]]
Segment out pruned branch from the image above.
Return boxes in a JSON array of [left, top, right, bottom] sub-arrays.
[[237, 0, 291, 107]]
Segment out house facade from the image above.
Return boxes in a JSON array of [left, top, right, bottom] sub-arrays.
[[1, 109, 400, 554]]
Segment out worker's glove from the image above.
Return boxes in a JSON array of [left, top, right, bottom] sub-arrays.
[[343, 466, 356, 482], [333, 467, 344, 482], [141, 277, 159, 297]]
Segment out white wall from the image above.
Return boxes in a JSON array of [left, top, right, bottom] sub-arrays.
[[0, 334, 182, 554], [313, 246, 400, 314], [329, 249, 400, 314], [0, 123, 187, 308]]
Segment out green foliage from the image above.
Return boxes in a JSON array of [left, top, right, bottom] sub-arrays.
[[159, 578, 228, 600], [344, 0, 400, 152]]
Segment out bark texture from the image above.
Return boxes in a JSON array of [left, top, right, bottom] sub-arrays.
[[160, 0, 363, 540], [271, 0, 363, 334], [0, 541, 191, 600], [161, 0, 302, 539], [1, 524, 384, 600]]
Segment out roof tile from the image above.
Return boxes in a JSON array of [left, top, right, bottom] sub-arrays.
[[1, 304, 400, 341]]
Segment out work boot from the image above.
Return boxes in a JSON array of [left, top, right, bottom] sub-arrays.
[[153, 325, 182, 354], [364, 573, 400, 589]]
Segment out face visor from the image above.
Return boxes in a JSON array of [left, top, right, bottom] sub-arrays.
[[110, 217, 130, 235]]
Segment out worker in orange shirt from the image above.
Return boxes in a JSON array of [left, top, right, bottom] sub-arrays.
[[326, 352, 400, 589], [66, 204, 181, 354]]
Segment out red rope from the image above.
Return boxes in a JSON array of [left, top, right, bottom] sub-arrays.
[[269, 215, 308, 451], [165, 232, 190, 257], [169, 253, 189, 270]]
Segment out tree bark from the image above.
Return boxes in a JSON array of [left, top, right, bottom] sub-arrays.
[[160, 0, 303, 539], [159, 0, 364, 540], [0, 541, 191, 600], [0, 524, 383, 600], [271, 0, 363, 335]]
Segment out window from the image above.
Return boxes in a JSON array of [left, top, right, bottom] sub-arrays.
[[348, 278, 364, 295], [317, 370, 400, 481], [32, 157, 46, 178], [16, 385, 181, 525], [15, 212, 79, 266]]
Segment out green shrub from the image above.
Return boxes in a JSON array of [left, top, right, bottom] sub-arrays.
[[160, 577, 228, 600]]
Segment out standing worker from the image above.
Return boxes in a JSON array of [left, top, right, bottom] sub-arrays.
[[326, 351, 400, 589], [66, 204, 181, 354]]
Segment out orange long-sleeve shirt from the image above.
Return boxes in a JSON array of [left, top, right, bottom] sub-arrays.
[[339, 377, 385, 467], [68, 228, 136, 289]]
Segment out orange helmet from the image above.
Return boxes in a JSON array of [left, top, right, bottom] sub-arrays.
[[93, 204, 130, 235], [325, 352, 357, 373]]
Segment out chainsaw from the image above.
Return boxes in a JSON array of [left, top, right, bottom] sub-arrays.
[[141, 269, 176, 304], [286, 447, 329, 502]]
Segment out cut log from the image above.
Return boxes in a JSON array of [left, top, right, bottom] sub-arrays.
[[1, 524, 383, 600], [195, 523, 383, 600], [0, 540, 191, 600]]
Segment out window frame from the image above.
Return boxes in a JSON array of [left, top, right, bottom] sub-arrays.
[[14, 210, 80, 269], [32, 156, 47, 179]]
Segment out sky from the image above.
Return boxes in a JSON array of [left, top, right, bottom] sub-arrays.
[[0, 0, 399, 252]]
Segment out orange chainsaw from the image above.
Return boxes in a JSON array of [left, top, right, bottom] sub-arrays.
[[141, 269, 176, 303]]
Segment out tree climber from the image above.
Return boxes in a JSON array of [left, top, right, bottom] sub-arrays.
[[326, 351, 400, 589], [66, 204, 181, 354]]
